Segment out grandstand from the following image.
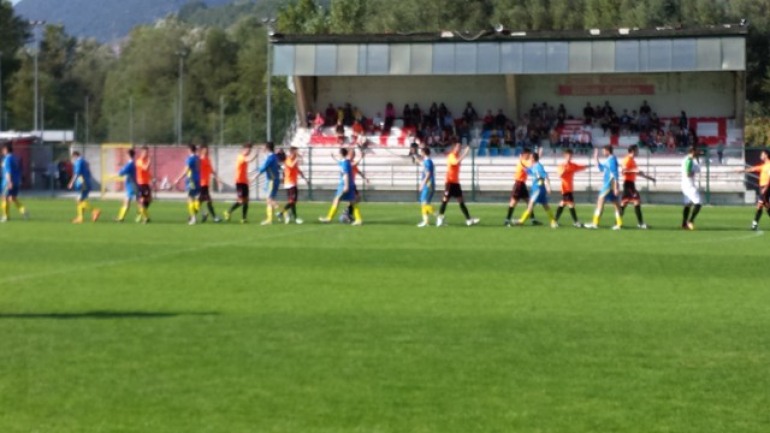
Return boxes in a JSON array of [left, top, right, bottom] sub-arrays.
[[272, 24, 750, 204]]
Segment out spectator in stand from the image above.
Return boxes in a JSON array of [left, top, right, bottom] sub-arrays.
[[352, 120, 364, 142], [529, 103, 539, 120], [630, 110, 639, 133], [438, 103, 448, 128], [482, 110, 495, 131], [463, 102, 478, 125], [650, 112, 661, 130], [306, 110, 315, 128], [313, 112, 324, 134], [620, 109, 632, 134], [457, 119, 471, 144], [495, 109, 507, 131], [600, 110, 612, 135], [602, 101, 614, 117], [412, 104, 423, 129], [428, 103, 439, 128], [583, 102, 595, 125], [403, 104, 412, 127], [638, 109, 650, 132], [443, 110, 455, 134], [335, 120, 345, 144], [515, 119, 528, 148], [353, 106, 364, 124], [325, 103, 337, 126], [609, 111, 621, 136], [489, 133, 501, 149], [336, 106, 344, 125], [504, 122, 516, 147], [679, 111, 689, 131], [557, 104, 567, 126], [384, 102, 396, 132], [373, 112, 384, 132], [639, 100, 652, 116], [343, 103, 354, 126]]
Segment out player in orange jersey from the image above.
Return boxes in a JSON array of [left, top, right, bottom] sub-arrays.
[[436, 142, 479, 227], [738, 148, 770, 231], [224, 143, 255, 223], [619, 145, 655, 229], [135, 146, 152, 223], [554, 149, 588, 228], [277, 146, 309, 224], [198, 145, 225, 223]]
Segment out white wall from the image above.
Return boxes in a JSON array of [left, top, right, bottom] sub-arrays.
[[517, 72, 736, 119], [314, 75, 510, 119]]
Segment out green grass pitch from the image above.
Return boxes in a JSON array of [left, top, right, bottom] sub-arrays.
[[1, 199, 768, 433]]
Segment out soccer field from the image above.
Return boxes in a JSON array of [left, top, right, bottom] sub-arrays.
[[0, 199, 768, 433]]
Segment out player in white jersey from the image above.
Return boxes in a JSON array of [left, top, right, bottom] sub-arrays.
[[681, 146, 702, 230]]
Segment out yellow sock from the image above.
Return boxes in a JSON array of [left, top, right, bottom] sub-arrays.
[[592, 213, 600, 226], [187, 202, 195, 217], [353, 204, 362, 222], [266, 205, 273, 221], [118, 206, 128, 221], [615, 212, 622, 227], [194, 200, 200, 213], [141, 208, 150, 219], [77, 201, 88, 219], [546, 209, 555, 223], [1, 201, 7, 218], [326, 204, 338, 219], [519, 210, 531, 224], [426, 205, 434, 215]]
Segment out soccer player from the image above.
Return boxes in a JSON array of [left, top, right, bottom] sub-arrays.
[[67, 151, 101, 224], [1, 143, 29, 222], [173, 144, 201, 225], [584, 145, 623, 230], [619, 145, 654, 229], [681, 146, 703, 230], [115, 149, 138, 223], [277, 146, 308, 224], [136, 146, 152, 223], [255, 142, 281, 225], [224, 143, 254, 223], [199, 145, 224, 223], [504, 148, 540, 226], [555, 149, 588, 228], [319, 147, 362, 225], [739, 149, 770, 230], [436, 142, 479, 227], [514, 152, 557, 228], [417, 147, 435, 227]]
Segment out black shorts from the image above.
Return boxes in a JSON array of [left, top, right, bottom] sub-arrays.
[[236, 183, 249, 201], [561, 192, 575, 204], [443, 182, 463, 199], [199, 185, 211, 202], [138, 184, 152, 204], [758, 186, 770, 205], [286, 186, 298, 204], [511, 181, 529, 201], [621, 181, 641, 203]]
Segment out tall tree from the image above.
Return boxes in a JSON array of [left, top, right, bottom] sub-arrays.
[[0, 0, 30, 129], [329, 0, 367, 34]]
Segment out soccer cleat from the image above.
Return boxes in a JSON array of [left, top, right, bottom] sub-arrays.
[[114, 217, 124, 223], [573, 222, 584, 228], [351, 220, 363, 226], [686, 222, 695, 231], [285, 214, 291, 225], [72, 217, 83, 224], [0, 216, 7, 223], [22, 210, 29, 220], [417, 221, 429, 228], [135, 214, 143, 223], [531, 220, 543, 226], [223, 210, 231, 222], [213, 217, 222, 223], [638, 224, 648, 230], [583, 223, 598, 229], [751, 221, 759, 231], [550, 221, 559, 229], [261, 220, 272, 226], [276, 211, 284, 223], [504, 219, 512, 227], [188, 216, 197, 225], [436, 216, 445, 227], [240, 219, 248, 224], [611, 225, 622, 231], [510, 220, 523, 227], [318, 217, 331, 223], [201, 213, 209, 223], [91, 209, 102, 222], [466, 218, 480, 226], [295, 218, 304, 225]]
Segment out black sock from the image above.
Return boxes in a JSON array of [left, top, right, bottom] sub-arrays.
[[291, 203, 298, 219], [531, 211, 537, 220], [459, 202, 471, 220], [754, 208, 763, 223], [242, 202, 249, 219], [555, 206, 564, 222], [347, 205, 353, 216], [766, 207, 770, 218], [207, 201, 216, 218], [507, 206, 515, 220], [620, 204, 626, 217], [283, 203, 291, 212], [569, 207, 578, 223], [682, 206, 691, 226], [690, 204, 701, 222], [634, 205, 644, 224], [439, 201, 448, 215], [229, 202, 241, 213]]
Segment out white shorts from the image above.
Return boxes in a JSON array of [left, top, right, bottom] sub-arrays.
[[682, 185, 701, 205]]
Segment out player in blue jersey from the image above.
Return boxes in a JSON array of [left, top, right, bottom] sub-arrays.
[[1, 143, 29, 222], [513, 152, 557, 228], [254, 141, 281, 225], [174, 144, 201, 225], [319, 147, 362, 225], [67, 150, 101, 224], [584, 145, 623, 230], [114, 149, 138, 222], [417, 147, 435, 227]]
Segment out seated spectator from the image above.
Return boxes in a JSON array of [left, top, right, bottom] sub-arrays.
[[638, 111, 650, 132], [650, 112, 661, 130], [529, 103, 539, 120], [639, 100, 652, 116], [402, 104, 412, 127], [438, 103, 448, 128], [313, 112, 324, 134], [515, 121, 528, 148], [384, 102, 396, 132], [482, 110, 495, 131], [463, 102, 478, 125], [325, 103, 337, 126], [609, 111, 621, 136], [495, 109, 507, 131], [412, 103, 423, 129], [620, 109, 631, 133], [583, 102, 594, 125], [335, 120, 345, 144], [630, 110, 639, 133], [373, 112, 384, 132], [428, 103, 439, 128], [306, 110, 315, 128], [336, 106, 344, 125], [353, 106, 364, 123], [557, 104, 566, 126], [489, 133, 501, 149], [504, 123, 515, 147], [457, 119, 471, 143]]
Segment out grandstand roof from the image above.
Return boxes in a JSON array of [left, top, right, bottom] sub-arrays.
[[271, 24, 747, 77]]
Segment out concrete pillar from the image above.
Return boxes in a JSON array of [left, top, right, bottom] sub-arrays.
[[504, 74, 518, 121], [734, 71, 746, 128]]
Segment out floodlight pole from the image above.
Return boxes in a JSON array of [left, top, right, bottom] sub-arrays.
[[129, 95, 134, 146], [176, 50, 187, 145], [30, 20, 46, 136], [0, 51, 3, 131], [262, 18, 276, 142]]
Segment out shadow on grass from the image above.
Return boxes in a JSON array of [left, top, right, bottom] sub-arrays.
[[0, 311, 219, 320]]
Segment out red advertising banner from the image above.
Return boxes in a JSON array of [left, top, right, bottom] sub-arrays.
[[558, 84, 656, 96]]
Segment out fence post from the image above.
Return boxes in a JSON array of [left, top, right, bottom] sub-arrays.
[[307, 146, 313, 201], [705, 147, 711, 205], [362, 151, 367, 202], [471, 145, 477, 201]]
